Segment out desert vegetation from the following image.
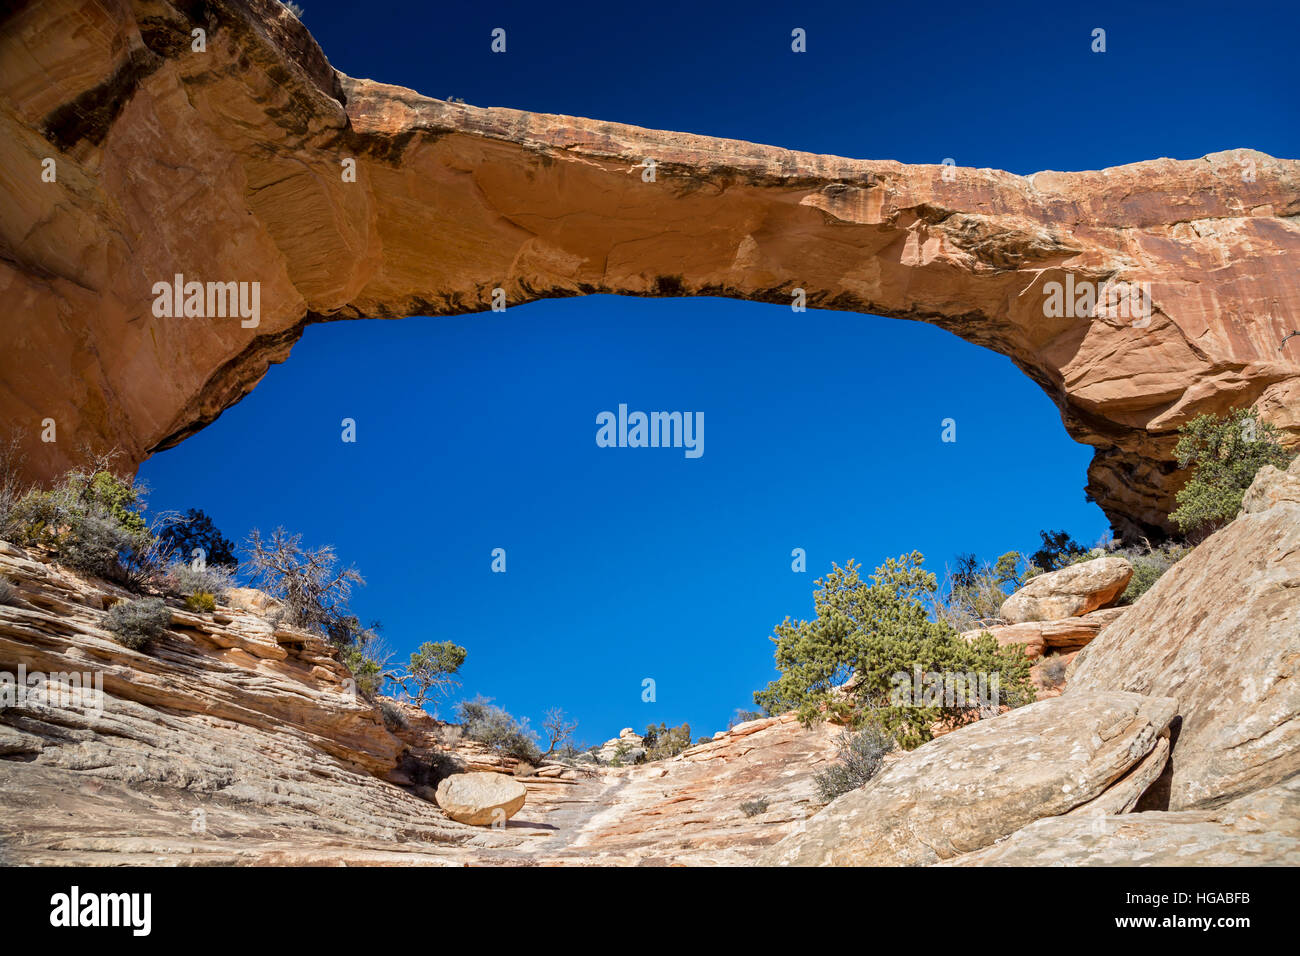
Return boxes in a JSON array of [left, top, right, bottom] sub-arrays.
[[754, 554, 1036, 749], [813, 723, 896, 803], [104, 597, 172, 650], [1170, 408, 1295, 537], [456, 696, 543, 763]]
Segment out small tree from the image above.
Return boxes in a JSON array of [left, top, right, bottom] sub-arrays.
[[456, 696, 541, 762], [1029, 530, 1088, 573], [642, 722, 693, 760], [753, 555, 1034, 749], [540, 707, 578, 758], [385, 640, 467, 708], [242, 527, 367, 646], [158, 509, 238, 569], [1170, 409, 1295, 537]]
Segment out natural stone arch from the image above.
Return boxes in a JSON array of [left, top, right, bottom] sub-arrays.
[[2, 0, 1298, 538]]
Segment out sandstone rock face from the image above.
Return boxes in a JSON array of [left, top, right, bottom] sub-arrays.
[[1067, 462, 1300, 810], [2, 0, 1298, 538], [0, 541, 845, 863], [758, 691, 1177, 866], [944, 775, 1300, 866], [532, 714, 844, 865], [962, 606, 1126, 659], [1000, 558, 1132, 623], [434, 772, 527, 826], [0, 541, 533, 864], [1240, 453, 1300, 514]]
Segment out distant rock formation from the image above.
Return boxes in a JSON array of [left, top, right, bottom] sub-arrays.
[[2, 0, 1299, 537]]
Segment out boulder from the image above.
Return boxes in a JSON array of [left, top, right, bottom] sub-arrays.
[[758, 691, 1177, 866], [1240, 453, 1300, 514], [999, 557, 1132, 623], [1067, 461, 1300, 809], [434, 772, 528, 826], [962, 606, 1127, 659]]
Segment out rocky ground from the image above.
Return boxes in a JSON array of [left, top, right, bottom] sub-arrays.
[[1, 457, 1297, 866], [0, 543, 838, 865]]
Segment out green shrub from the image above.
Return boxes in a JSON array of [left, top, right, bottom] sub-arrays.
[[342, 648, 384, 698], [157, 509, 238, 569], [184, 591, 217, 613], [813, 723, 895, 803], [456, 696, 541, 762], [754, 555, 1035, 749], [11, 464, 158, 586], [1170, 409, 1295, 536], [642, 722, 694, 761], [0, 577, 16, 605], [1115, 542, 1191, 603], [104, 597, 172, 650], [740, 797, 770, 818]]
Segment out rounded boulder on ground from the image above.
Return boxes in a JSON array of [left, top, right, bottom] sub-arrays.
[[434, 771, 527, 826], [999, 556, 1132, 624]]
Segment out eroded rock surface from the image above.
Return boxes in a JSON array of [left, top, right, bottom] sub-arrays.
[[1067, 457, 1300, 810], [945, 775, 1300, 866], [1, 0, 1298, 537], [758, 691, 1178, 866], [0, 542, 842, 864]]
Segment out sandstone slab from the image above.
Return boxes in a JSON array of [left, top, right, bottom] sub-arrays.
[[1067, 460, 1300, 809], [1000, 558, 1132, 623], [944, 774, 1300, 866], [758, 691, 1177, 866], [963, 606, 1126, 659]]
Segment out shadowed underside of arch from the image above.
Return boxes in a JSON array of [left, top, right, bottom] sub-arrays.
[[2, 0, 1298, 539]]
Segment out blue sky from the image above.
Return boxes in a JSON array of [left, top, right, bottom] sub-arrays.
[[139, 0, 1298, 745]]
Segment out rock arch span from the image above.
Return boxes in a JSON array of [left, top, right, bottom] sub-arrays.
[[2, 0, 1298, 538]]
